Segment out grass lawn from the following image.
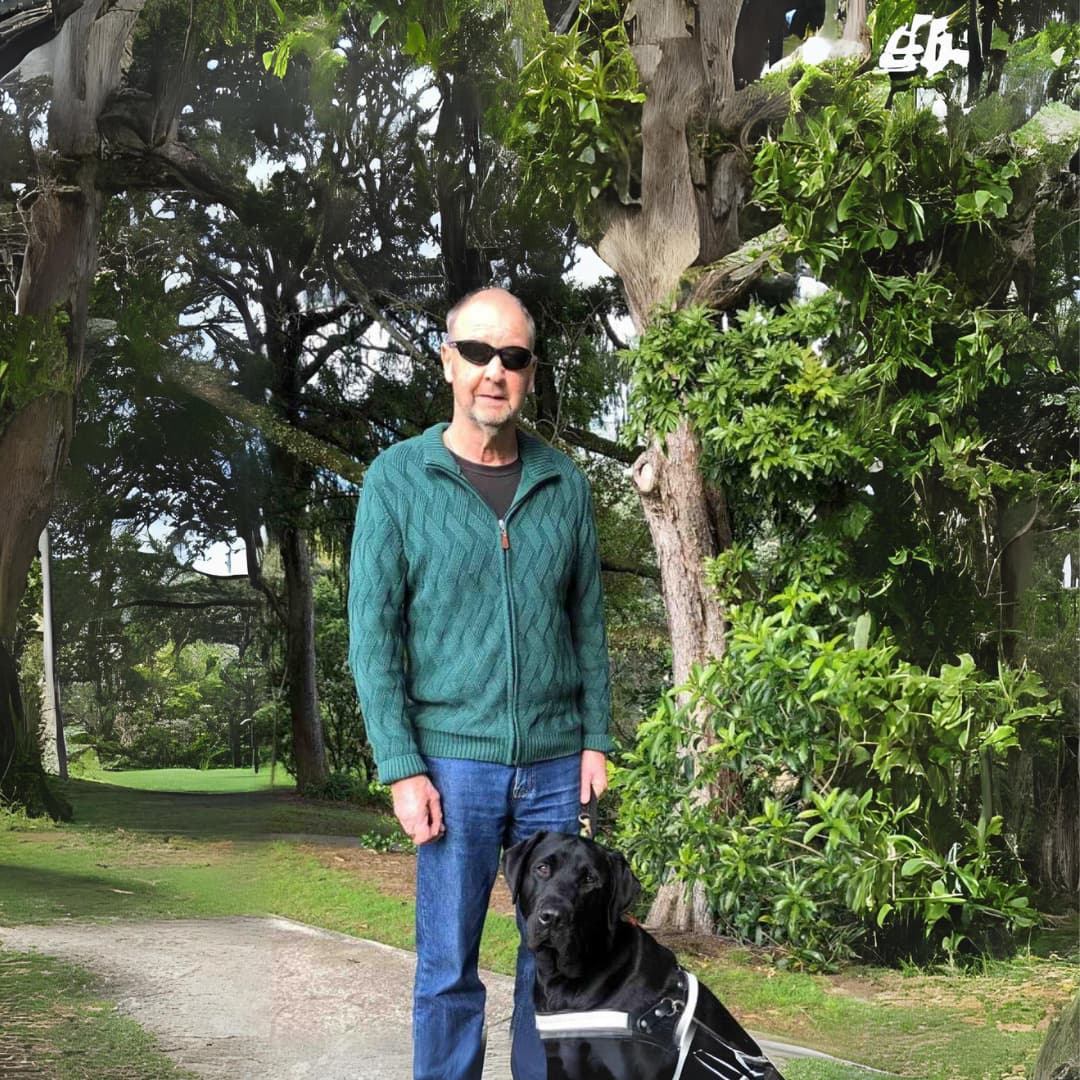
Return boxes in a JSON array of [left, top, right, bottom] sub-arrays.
[[73, 764, 288, 793], [0, 770, 1074, 1079], [0, 949, 196, 1079]]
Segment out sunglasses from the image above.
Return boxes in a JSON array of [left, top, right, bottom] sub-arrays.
[[447, 339, 535, 372]]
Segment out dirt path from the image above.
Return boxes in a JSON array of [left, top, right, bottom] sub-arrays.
[[0, 916, 511, 1080], [0, 915, 880, 1079]]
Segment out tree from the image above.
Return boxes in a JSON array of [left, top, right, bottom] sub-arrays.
[[510, 0, 1079, 931], [0, 0, 281, 809]]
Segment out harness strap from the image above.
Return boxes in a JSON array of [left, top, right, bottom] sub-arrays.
[[671, 971, 700, 1080], [535, 1009, 631, 1039]]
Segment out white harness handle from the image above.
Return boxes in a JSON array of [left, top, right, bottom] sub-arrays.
[[671, 970, 700, 1080]]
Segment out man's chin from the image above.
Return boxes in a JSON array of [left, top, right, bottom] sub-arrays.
[[468, 404, 517, 431]]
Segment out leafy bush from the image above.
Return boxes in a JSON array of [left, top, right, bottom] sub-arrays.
[[614, 587, 1050, 968], [300, 769, 371, 804]]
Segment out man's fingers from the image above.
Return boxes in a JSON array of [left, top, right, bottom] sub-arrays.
[[427, 789, 444, 837], [412, 821, 438, 845], [580, 751, 608, 802]]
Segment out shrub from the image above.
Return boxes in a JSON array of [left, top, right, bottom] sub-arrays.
[[614, 587, 1049, 968], [300, 769, 371, 804]]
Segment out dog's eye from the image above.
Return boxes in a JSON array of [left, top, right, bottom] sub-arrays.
[[534, 862, 551, 878], [583, 872, 600, 887]]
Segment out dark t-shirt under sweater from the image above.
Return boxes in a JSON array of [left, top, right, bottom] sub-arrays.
[[449, 451, 522, 521]]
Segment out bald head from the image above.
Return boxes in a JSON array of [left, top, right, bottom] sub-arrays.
[[446, 288, 536, 351]]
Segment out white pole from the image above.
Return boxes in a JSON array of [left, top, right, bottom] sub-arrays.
[[38, 528, 68, 779]]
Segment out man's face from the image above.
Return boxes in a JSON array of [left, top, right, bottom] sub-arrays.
[[441, 293, 535, 435]]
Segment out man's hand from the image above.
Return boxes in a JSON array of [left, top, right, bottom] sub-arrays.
[[580, 750, 608, 803], [391, 775, 444, 845]]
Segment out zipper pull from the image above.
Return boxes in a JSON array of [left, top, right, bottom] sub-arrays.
[[498, 518, 509, 550]]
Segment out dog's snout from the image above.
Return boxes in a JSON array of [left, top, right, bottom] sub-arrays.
[[537, 907, 561, 928]]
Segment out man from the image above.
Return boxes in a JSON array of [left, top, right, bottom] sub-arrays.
[[348, 287, 613, 1080]]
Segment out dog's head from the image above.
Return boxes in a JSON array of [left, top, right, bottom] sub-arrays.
[[502, 832, 641, 979]]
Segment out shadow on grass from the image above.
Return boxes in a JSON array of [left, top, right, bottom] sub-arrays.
[[56, 778, 276, 838], [0, 863, 168, 921], [50, 778, 394, 842]]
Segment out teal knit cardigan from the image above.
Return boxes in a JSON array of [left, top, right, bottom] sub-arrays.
[[348, 423, 613, 783]]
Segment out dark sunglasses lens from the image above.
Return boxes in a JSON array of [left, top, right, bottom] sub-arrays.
[[454, 341, 533, 371], [499, 347, 534, 371], [455, 340, 497, 366]]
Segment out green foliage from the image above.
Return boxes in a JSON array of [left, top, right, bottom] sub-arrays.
[[356, 828, 413, 852], [0, 309, 72, 422], [300, 768, 371, 803], [314, 572, 373, 778], [625, 299, 869, 499], [615, 587, 1049, 968], [262, 0, 347, 79], [505, 0, 643, 225], [754, 39, 1079, 313]]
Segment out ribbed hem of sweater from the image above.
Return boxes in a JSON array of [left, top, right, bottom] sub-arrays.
[[375, 728, 614, 784]]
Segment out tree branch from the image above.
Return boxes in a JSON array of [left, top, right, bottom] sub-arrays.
[[113, 598, 260, 611], [601, 311, 628, 351], [161, 356, 366, 483], [601, 558, 660, 581], [560, 424, 642, 465], [331, 257, 438, 370]]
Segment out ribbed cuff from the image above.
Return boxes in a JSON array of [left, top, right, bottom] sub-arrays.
[[376, 753, 430, 784], [583, 732, 614, 754]]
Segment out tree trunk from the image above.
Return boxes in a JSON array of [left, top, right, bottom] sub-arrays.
[[1, 0, 144, 639], [0, 396, 73, 644], [280, 521, 327, 790], [997, 497, 1038, 664], [1034, 989, 1079, 1080], [433, 69, 487, 302], [632, 420, 735, 931], [631, 422, 730, 689], [593, 0, 749, 932]]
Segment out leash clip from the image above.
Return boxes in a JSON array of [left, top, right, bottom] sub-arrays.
[[578, 791, 598, 839]]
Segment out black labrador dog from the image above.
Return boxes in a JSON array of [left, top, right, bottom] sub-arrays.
[[503, 832, 785, 1080]]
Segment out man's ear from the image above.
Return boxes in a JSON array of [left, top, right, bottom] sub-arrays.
[[502, 832, 548, 905], [605, 848, 641, 932], [440, 342, 454, 383]]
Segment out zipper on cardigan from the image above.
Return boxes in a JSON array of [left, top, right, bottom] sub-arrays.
[[500, 516, 519, 760]]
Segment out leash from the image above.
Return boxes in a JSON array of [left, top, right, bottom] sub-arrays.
[[578, 790, 598, 839], [578, 790, 641, 926]]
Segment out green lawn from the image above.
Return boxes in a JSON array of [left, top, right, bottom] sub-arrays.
[[73, 764, 288, 793], [0, 770, 1074, 1080]]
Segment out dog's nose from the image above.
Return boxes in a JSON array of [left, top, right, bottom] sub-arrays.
[[537, 907, 562, 927]]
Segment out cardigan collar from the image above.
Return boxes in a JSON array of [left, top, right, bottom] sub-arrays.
[[422, 423, 561, 493]]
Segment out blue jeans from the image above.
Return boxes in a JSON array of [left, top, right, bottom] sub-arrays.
[[413, 754, 581, 1080]]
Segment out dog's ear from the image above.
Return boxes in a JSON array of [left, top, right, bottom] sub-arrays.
[[605, 848, 641, 931], [502, 832, 549, 905]]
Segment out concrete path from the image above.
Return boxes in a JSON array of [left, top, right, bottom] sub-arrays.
[[0, 917, 877, 1079]]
